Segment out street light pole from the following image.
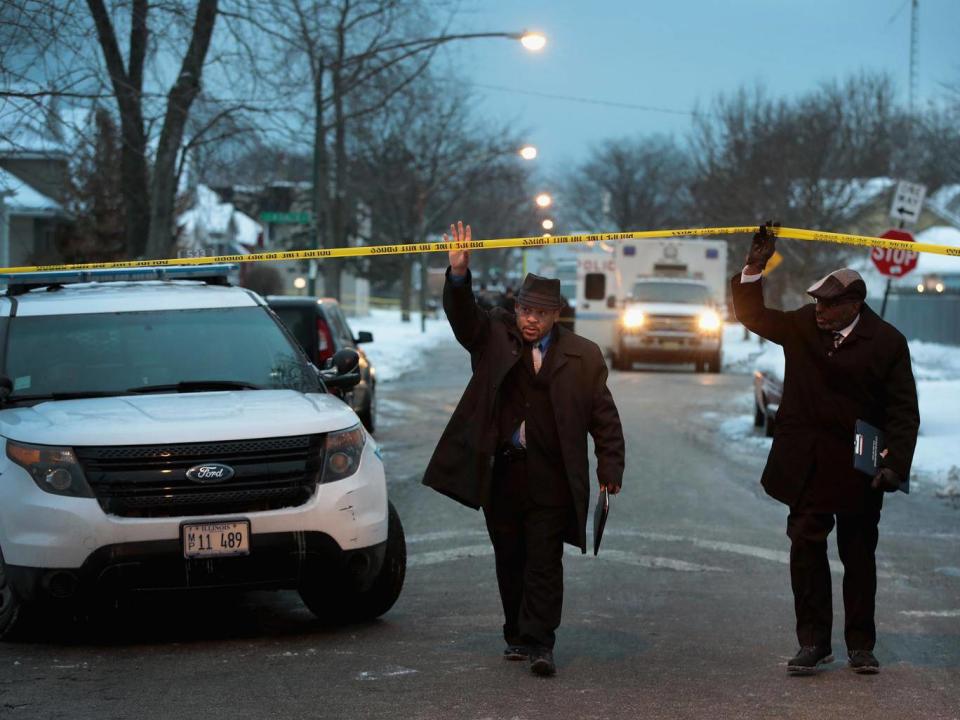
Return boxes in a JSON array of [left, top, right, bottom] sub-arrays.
[[0, 191, 13, 270]]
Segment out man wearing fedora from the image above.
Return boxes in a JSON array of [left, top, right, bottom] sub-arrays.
[[423, 221, 625, 677], [732, 223, 919, 676]]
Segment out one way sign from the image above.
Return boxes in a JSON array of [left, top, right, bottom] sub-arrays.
[[889, 180, 926, 225]]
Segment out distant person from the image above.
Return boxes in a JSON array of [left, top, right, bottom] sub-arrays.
[[731, 222, 920, 676], [423, 221, 625, 677]]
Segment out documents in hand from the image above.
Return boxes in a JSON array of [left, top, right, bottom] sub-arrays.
[[593, 488, 609, 556], [854, 419, 909, 494]]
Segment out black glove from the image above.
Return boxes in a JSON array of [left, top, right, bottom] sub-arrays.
[[871, 467, 901, 493], [745, 220, 780, 271]]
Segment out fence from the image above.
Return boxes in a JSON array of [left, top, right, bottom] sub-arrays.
[[881, 293, 960, 346]]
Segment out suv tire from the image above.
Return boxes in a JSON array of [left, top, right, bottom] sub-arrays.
[[299, 502, 405, 623], [0, 549, 23, 640], [359, 388, 376, 435]]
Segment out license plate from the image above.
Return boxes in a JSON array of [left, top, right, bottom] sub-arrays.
[[182, 520, 250, 559], [658, 340, 683, 350]]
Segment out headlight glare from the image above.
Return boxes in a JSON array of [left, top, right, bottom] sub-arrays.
[[321, 424, 366, 483], [5, 440, 93, 498], [623, 307, 645, 329], [698, 310, 721, 332]]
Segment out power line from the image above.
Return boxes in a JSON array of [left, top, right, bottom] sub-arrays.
[[470, 82, 697, 117]]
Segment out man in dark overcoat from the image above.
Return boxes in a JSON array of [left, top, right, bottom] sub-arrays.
[[423, 221, 625, 677], [732, 223, 920, 676]]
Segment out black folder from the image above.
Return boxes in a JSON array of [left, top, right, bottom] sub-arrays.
[[854, 419, 909, 494], [593, 488, 609, 556]]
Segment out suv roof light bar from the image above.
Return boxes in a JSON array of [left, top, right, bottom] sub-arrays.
[[0, 264, 238, 295]]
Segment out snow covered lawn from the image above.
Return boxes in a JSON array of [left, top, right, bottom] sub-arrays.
[[346, 309, 454, 382], [721, 324, 960, 497]]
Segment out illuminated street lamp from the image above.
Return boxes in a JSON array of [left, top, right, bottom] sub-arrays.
[[519, 31, 547, 52], [535, 193, 553, 208], [519, 145, 538, 160], [294, 277, 307, 290], [541, 219, 554, 230]]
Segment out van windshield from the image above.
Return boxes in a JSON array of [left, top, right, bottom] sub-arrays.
[[631, 282, 712, 304], [3, 306, 320, 401]]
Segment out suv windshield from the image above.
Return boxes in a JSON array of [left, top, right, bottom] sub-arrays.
[[3, 306, 320, 401], [631, 282, 712, 304]]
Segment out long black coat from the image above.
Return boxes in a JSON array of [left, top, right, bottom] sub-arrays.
[[423, 269, 625, 551], [731, 274, 920, 511]]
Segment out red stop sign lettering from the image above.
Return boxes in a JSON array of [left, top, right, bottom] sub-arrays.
[[871, 229, 918, 277]]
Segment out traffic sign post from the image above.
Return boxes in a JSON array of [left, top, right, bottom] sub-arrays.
[[889, 181, 926, 226], [873, 228, 917, 318]]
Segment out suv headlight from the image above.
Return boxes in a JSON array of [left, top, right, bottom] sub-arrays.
[[698, 310, 721, 332], [6, 440, 94, 498], [623, 308, 645, 329], [320, 424, 366, 483]]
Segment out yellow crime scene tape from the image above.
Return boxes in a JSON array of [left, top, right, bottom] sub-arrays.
[[0, 225, 957, 275]]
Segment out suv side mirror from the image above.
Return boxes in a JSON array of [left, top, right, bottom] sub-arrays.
[[0, 376, 11, 404], [331, 348, 360, 375], [606, 295, 617, 309], [355, 331, 373, 344]]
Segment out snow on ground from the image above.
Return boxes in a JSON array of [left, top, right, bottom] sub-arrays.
[[720, 323, 960, 497], [346, 309, 454, 382]]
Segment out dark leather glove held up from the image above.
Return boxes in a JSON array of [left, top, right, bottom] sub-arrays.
[[745, 220, 780, 270]]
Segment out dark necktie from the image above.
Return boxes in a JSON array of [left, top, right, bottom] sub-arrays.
[[833, 331, 844, 349]]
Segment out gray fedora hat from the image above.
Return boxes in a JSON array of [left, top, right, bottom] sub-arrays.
[[517, 273, 563, 310]]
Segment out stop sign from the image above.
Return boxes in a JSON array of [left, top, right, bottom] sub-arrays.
[[871, 229, 918, 277]]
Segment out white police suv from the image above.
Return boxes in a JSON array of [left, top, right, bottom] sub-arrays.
[[0, 265, 404, 637]]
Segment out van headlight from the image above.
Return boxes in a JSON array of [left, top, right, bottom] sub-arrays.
[[698, 310, 721, 332], [321, 424, 366, 483], [6, 440, 94, 498], [622, 308, 646, 329]]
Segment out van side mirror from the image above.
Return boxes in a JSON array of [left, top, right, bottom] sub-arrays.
[[355, 331, 373, 344], [606, 295, 617, 309]]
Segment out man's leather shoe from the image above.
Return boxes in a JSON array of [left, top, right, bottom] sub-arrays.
[[529, 647, 556, 677], [848, 649, 880, 674], [503, 645, 528, 661], [787, 646, 834, 675]]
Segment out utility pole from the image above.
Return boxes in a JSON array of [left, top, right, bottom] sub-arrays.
[[908, 0, 919, 115]]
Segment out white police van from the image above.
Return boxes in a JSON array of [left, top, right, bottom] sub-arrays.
[[0, 265, 404, 637]]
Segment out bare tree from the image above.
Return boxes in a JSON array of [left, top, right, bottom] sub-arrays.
[[353, 75, 537, 320], [563, 135, 692, 233], [689, 73, 911, 301]]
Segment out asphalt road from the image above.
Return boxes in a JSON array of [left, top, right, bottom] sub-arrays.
[[1, 339, 958, 720]]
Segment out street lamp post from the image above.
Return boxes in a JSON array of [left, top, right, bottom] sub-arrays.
[[0, 191, 14, 270]]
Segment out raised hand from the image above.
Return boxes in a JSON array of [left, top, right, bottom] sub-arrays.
[[446, 221, 471, 275], [745, 220, 780, 273]]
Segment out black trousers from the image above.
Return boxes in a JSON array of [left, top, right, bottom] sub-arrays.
[[483, 455, 570, 650], [786, 508, 881, 651]]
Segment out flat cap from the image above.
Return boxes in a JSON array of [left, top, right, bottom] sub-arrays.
[[806, 268, 867, 302]]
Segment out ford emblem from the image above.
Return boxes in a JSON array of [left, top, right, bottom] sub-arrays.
[[185, 463, 235, 484]]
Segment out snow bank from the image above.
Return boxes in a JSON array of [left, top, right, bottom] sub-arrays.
[[346, 308, 454, 382]]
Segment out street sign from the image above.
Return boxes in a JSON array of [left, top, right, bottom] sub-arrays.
[[889, 180, 926, 225], [260, 211, 312, 224], [871, 229, 918, 277]]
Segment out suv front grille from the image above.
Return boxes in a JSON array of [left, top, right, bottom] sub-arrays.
[[646, 315, 698, 333], [75, 434, 324, 518]]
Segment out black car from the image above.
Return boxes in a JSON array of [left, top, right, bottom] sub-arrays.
[[266, 296, 377, 433]]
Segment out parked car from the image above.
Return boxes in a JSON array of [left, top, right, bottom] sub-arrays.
[[265, 296, 377, 433], [753, 367, 783, 437], [0, 265, 404, 638]]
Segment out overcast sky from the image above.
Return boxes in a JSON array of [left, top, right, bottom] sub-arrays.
[[442, 0, 960, 174]]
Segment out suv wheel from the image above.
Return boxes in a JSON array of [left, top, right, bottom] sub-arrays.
[[707, 351, 722, 373], [359, 386, 376, 435], [0, 549, 23, 640], [300, 502, 405, 623]]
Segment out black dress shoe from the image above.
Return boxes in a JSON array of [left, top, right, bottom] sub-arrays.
[[529, 647, 556, 677], [503, 645, 528, 661], [787, 646, 834, 675], [848, 649, 880, 674]]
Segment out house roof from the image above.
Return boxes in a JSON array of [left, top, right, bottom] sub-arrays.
[[0, 167, 63, 216]]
